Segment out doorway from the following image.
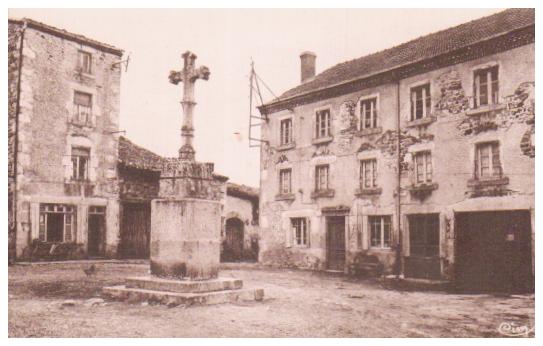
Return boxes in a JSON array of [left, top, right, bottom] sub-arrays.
[[120, 202, 151, 259], [326, 216, 346, 271], [223, 217, 244, 262], [455, 210, 533, 293], [405, 214, 441, 279], [88, 206, 106, 257]]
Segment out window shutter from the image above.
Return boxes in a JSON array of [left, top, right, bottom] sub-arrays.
[[410, 90, 415, 120], [285, 222, 292, 248], [39, 214, 46, 241], [307, 218, 311, 248], [474, 147, 479, 178]]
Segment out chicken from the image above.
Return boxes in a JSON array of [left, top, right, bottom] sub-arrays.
[[83, 264, 97, 277]]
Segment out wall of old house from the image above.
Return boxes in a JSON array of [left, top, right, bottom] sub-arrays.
[[10, 22, 122, 260], [259, 43, 535, 278], [8, 22, 24, 261], [224, 194, 259, 258]]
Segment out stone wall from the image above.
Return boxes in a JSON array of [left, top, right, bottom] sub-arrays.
[[9, 21, 123, 260], [259, 43, 535, 278], [8, 22, 24, 261]]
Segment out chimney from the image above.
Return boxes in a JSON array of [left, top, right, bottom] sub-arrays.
[[300, 51, 316, 83]]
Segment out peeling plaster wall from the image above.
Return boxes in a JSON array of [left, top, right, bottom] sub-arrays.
[[259, 43, 535, 278], [9, 23, 122, 260]]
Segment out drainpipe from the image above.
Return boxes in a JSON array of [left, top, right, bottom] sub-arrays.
[[10, 21, 27, 262], [395, 79, 402, 277]]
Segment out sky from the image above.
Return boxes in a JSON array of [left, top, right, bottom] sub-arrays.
[[9, 8, 502, 187]]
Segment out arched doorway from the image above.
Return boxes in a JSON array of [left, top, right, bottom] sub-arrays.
[[223, 217, 244, 262]]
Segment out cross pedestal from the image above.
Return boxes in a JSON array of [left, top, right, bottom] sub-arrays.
[[103, 51, 263, 306]]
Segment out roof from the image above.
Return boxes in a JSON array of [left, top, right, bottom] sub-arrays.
[[226, 182, 259, 201], [263, 8, 534, 110], [118, 136, 165, 171], [9, 18, 123, 56], [118, 136, 231, 183]]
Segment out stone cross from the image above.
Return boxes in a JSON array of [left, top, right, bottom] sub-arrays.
[[169, 51, 210, 161]]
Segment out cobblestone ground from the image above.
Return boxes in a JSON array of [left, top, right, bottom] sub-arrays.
[[8, 262, 534, 337]]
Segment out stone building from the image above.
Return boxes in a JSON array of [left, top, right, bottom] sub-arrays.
[[8, 18, 123, 261], [118, 137, 259, 262], [258, 9, 534, 291], [222, 183, 259, 262]]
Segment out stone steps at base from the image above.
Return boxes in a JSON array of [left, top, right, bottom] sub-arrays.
[[102, 285, 264, 306], [125, 276, 243, 293]]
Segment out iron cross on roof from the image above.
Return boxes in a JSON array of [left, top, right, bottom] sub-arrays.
[[168, 51, 210, 161]]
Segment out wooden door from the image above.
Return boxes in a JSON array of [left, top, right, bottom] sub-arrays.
[[223, 218, 244, 261], [455, 211, 533, 292], [88, 211, 105, 257], [120, 202, 151, 259], [405, 214, 441, 279], [326, 216, 346, 271]]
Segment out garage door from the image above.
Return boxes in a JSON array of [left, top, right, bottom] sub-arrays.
[[455, 211, 533, 293]]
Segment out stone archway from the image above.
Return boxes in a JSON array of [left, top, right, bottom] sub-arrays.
[[222, 217, 244, 262]]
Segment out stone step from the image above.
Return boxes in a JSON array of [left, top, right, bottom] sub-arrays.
[[102, 285, 264, 306], [125, 276, 243, 293]]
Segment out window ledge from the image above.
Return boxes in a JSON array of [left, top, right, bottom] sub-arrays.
[[355, 187, 382, 197], [356, 127, 383, 137], [79, 72, 95, 80], [275, 193, 295, 201], [312, 136, 333, 145], [466, 103, 505, 117], [69, 121, 95, 129], [406, 115, 436, 128], [467, 176, 509, 188], [311, 189, 335, 198], [407, 182, 438, 192], [276, 142, 296, 152]]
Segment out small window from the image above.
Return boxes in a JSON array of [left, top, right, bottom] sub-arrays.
[[410, 84, 431, 120], [291, 217, 309, 246], [71, 147, 90, 181], [280, 118, 293, 146], [475, 142, 501, 179], [360, 159, 377, 188], [73, 91, 93, 125], [360, 98, 378, 129], [39, 204, 77, 243], [369, 215, 391, 249], [315, 164, 329, 192], [78, 51, 92, 74], [315, 108, 331, 138], [279, 168, 292, 194], [413, 151, 432, 184], [473, 66, 499, 108]]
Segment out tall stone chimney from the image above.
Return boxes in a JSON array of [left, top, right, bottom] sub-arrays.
[[300, 51, 316, 83]]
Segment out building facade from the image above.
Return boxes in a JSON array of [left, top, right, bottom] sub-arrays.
[[8, 18, 124, 261], [222, 183, 260, 262], [258, 9, 534, 291]]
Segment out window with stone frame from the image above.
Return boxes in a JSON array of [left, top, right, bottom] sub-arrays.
[[369, 215, 391, 249], [38, 204, 77, 243], [315, 108, 331, 138], [78, 50, 92, 75], [279, 168, 292, 195], [315, 164, 330, 192], [410, 83, 431, 120], [280, 118, 293, 146], [291, 217, 309, 246], [360, 159, 378, 189], [474, 141, 502, 179], [473, 65, 499, 108], [359, 97, 378, 129], [413, 151, 432, 184], [71, 147, 90, 181], [73, 91, 93, 125]]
